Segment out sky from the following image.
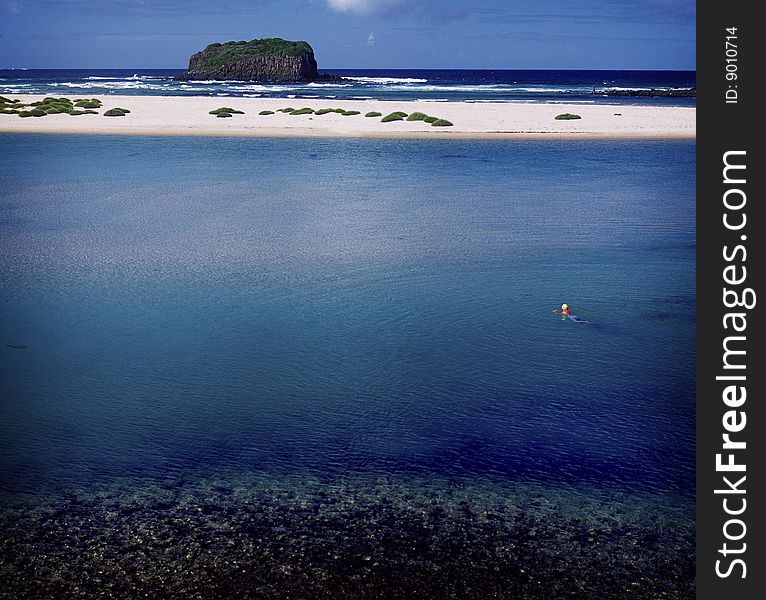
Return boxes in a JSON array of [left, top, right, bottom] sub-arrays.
[[0, 0, 696, 70]]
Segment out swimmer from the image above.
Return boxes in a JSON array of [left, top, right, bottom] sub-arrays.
[[553, 303, 589, 323]]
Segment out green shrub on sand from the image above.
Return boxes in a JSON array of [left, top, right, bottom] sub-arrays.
[[209, 107, 243, 116], [364, 111, 382, 117], [0, 109, 20, 115], [277, 107, 295, 113], [332, 108, 346, 113], [44, 106, 72, 114], [33, 97, 63, 105], [314, 108, 333, 115], [289, 107, 314, 115], [31, 98, 74, 113], [18, 108, 47, 118], [381, 112, 405, 123], [341, 110, 360, 116], [555, 113, 581, 120], [0, 97, 24, 107], [423, 116, 438, 123], [74, 99, 102, 109], [392, 111, 408, 118], [431, 119, 453, 127], [216, 113, 233, 118], [258, 110, 275, 115], [104, 108, 130, 117], [68, 109, 99, 116], [406, 112, 428, 121]]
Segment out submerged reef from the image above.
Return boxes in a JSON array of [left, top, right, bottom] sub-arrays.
[[0, 471, 694, 599]]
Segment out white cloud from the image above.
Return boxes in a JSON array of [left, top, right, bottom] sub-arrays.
[[326, 0, 400, 15]]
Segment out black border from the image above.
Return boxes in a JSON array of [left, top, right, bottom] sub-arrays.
[[697, 3, 763, 598]]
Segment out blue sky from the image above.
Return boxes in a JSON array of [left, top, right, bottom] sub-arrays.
[[1, 0, 695, 70]]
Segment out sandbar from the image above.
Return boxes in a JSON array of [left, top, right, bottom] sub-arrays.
[[0, 95, 695, 140]]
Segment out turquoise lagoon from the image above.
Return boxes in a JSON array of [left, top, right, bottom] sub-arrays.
[[0, 135, 695, 597]]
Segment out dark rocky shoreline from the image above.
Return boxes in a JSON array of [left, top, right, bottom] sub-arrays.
[[592, 88, 696, 98], [1, 472, 694, 599]]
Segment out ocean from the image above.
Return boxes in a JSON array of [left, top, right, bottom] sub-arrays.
[[0, 68, 696, 105], [0, 134, 695, 596]]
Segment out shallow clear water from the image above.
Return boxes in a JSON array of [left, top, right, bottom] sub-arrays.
[[0, 135, 695, 498]]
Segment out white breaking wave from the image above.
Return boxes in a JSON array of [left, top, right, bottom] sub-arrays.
[[383, 84, 508, 93], [602, 86, 693, 92], [226, 84, 295, 92], [344, 76, 428, 84], [127, 74, 164, 80], [188, 80, 244, 84], [50, 81, 171, 90], [85, 74, 165, 81], [307, 82, 353, 88]]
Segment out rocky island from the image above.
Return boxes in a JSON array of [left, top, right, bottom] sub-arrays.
[[176, 37, 339, 82]]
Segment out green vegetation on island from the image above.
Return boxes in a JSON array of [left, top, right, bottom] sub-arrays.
[[289, 107, 314, 115], [423, 116, 438, 123], [431, 119, 453, 127], [197, 39, 313, 71], [277, 107, 295, 113], [177, 37, 331, 83], [259, 110, 275, 115], [365, 111, 382, 118], [314, 108, 333, 115], [341, 110, 360, 116], [406, 112, 428, 121], [555, 113, 582, 120]]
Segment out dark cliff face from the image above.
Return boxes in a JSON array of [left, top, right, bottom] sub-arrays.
[[177, 39, 320, 82]]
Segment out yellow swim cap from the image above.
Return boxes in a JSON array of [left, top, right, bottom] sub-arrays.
[[561, 303, 568, 310]]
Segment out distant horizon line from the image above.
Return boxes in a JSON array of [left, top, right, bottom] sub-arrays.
[[0, 66, 698, 72]]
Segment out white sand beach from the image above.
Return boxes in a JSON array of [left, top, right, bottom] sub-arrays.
[[0, 95, 695, 139]]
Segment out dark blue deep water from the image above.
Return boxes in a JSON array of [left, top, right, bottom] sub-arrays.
[[0, 135, 695, 496], [0, 68, 696, 105]]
